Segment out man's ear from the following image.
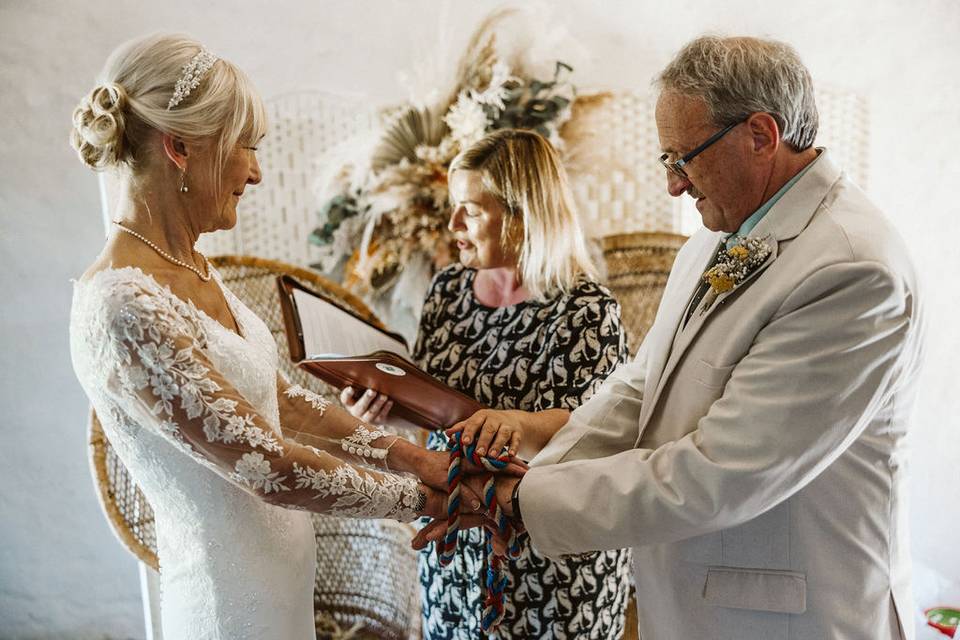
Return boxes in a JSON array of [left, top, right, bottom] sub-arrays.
[[747, 112, 780, 157], [161, 133, 189, 171]]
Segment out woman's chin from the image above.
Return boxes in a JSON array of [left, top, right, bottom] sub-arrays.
[[214, 209, 238, 232], [458, 251, 479, 269]]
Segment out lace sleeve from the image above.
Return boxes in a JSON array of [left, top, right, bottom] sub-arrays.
[[97, 279, 422, 521], [274, 375, 401, 471]]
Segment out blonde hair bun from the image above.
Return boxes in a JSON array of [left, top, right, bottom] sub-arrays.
[[71, 82, 128, 170], [70, 33, 267, 178]]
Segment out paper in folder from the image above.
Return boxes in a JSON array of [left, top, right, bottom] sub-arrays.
[[276, 275, 483, 431]]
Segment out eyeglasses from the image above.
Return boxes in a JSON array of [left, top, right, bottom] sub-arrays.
[[659, 119, 745, 179]]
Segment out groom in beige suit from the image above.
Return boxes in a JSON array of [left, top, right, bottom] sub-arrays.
[[439, 36, 925, 639]]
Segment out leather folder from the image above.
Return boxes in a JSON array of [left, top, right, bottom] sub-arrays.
[[277, 275, 483, 431]]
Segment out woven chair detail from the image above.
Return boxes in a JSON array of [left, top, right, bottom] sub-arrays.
[[600, 232, 688, 357], [87, 255, 419, 640], [196, 91, 381, 263], [564, 92, 682, 237], [88, 410, 159, 570]]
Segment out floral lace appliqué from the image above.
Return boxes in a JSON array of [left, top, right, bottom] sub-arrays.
[[284, 384, 330, 415], [285, 384, 396, 463], [292, 460, 420, 521], [234, 452, 289, 493], [342, 424, 393, 461], [75, 268, 422, 521]]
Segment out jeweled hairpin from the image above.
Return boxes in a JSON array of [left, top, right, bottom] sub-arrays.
[[167, 48, 218, 110]]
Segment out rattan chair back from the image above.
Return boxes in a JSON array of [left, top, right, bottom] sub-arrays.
[[88, 410, 159, 570], [601, 231, 688, 357]]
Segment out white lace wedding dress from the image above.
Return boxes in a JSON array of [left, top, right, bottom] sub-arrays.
[[70, 266, 421, 640]]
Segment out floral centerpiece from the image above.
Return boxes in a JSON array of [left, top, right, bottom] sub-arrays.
[[308, 10, 577, 322]]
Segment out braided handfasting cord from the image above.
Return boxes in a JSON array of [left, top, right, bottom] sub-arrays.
[[440, 431, 523, 631]]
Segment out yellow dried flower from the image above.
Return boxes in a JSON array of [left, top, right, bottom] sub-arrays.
[[705, 269, 735, 293], [727, 245, 750, 260]]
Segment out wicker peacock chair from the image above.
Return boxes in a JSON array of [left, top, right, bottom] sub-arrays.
[[601, 231, 688, 357], [87, 255, 421, 640], [88, 409, 159, 570]]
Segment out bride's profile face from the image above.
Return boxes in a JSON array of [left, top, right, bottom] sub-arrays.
[[447, 169, 517, 270], [217, 139, 262, 230], [187, 138, 263, 233]]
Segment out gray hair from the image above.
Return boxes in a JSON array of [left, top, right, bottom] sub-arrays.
[[656, 35, 818, 151]]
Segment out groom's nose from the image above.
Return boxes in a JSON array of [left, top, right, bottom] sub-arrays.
[[666, 170, 692, 197]]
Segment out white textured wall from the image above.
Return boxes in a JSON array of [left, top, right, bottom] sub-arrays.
[[1, 1, 957, 637]]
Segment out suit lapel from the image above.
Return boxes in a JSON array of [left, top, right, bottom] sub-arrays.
[[637, 233, 722, 430], [694, 237, 779, 326], [635, 149, 843, 441], [670, 240, 778, 383]]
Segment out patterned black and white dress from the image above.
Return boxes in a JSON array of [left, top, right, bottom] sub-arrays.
[[414, 264, 632, 640]]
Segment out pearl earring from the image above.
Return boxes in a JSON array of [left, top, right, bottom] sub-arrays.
[[179, 169, 189, 193]]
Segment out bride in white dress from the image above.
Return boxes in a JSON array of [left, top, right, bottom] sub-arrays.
[[68, 34, 467, 640]]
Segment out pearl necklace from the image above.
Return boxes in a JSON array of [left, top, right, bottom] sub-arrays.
[[112, 221, 212, 282]]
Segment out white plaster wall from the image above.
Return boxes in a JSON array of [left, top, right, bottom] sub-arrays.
[[1, 0, 957, 637]]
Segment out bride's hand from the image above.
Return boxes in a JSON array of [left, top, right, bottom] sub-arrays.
[[417, 483, 449, 520], [446, 409, 527, 460], [340, 386, 393, 425], [412, 448, 487, 512]]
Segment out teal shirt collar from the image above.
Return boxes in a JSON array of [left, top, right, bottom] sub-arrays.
[[726, 160, 816, 248]]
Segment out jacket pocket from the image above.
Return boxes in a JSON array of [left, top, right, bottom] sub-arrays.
[[692, 359, 736, 389], [702, 566, 806, 614]]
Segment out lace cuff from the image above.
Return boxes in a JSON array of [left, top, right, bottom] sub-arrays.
[[341, 424, 398, 464], [285, 448, 424, 522], [283, 384, 399, 469]]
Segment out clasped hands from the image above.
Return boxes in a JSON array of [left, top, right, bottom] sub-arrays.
[[341, 388, 526, 556]]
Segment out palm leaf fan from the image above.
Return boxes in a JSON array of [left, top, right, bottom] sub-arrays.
[[370, 106, 449, 171]]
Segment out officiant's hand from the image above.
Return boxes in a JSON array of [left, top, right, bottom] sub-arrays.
[[446, 408, 527, 459], [341, 386, 393, 425]]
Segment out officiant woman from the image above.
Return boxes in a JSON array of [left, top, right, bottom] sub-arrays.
[[342, 129, 633, 639]]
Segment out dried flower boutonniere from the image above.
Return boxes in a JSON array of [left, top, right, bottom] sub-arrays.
[[699, 235, 773, 314]]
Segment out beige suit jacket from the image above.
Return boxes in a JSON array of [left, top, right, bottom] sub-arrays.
[[521, 151, 924, 640]]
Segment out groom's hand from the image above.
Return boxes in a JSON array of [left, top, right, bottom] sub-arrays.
[[460, 474, 520, 518]]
